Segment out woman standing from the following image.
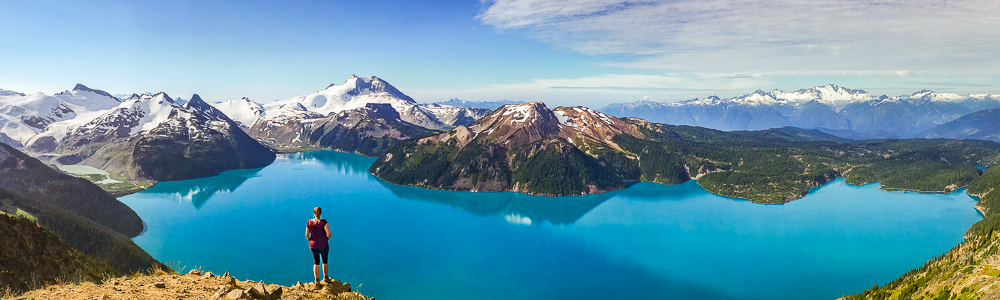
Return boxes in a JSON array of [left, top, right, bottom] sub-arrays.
[[306, 206, 332, 283]]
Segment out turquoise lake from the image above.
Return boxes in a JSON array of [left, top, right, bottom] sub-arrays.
[[120, 151, 983, 300]]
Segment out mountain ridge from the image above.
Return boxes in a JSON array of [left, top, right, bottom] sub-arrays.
[[919, 108, 1000, 143], [599, 84, 1000, 137]]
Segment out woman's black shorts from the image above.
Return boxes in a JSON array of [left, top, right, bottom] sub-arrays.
[[311, 247, 329, 265]]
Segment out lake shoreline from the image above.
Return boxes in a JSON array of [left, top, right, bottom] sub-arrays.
[[120, 150, 982, 300]]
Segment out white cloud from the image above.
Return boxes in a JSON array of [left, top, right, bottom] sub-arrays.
[[479, 0, 1000, 74]]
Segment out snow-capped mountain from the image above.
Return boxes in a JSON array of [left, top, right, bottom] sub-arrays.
[[43, 92, 274, 181], [247, 103, 437, 156], [417, 103, 491, 127], [0, 89, 26, 97], [1, 84, 122, 148], [261, 75, 438, 125], [434, 99, 526, 109], [212, 97, 265, 128], [213, 75, 493, 131], [599, 84, 1000, 137], [0, 83, 275, 182]]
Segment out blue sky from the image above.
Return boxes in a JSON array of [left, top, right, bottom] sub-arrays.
[[1, 0, 998, 107]]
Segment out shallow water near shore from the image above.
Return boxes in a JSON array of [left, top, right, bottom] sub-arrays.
[[120, 150, 982, 300]]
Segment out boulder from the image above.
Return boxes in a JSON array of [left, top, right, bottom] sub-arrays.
[[323, 279, 351, 295], [153, 282, 166, 288], [269, 286, 283, 299], [226, 289, 247, 299], [211, 286, 233, 300], [187, 269, 202, 276], [247, 283, 268, 299], [202, 271, 215, 278]]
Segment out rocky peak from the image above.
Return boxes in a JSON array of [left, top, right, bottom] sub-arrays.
[[0, 89, 25, 97], [331, 75, 415, 103], [808, 84, 868, 96], [909, 89, 936, 99], [184, 94, 232, 122], [72, 84, 118, 100], [553, 106, 642, 143], [358, 103, 402, 121], [466, 102, 564, 148]]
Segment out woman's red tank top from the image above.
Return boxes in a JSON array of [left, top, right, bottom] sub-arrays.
[[308, 219, 329, 249]]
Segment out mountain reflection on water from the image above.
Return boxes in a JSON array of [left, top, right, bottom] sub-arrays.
[[285, 150, 616, 225], [283, 151, 373, 176], [379, 180, 617, 225], [139, 167, 263, 209]]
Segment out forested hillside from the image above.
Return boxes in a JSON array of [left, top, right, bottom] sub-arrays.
[[0, 142, 143, 237], [841, 166, 1000, 299], [0, 211, 114, 295], [624, 119, 1000, 203], [0, 142, 163, 275]]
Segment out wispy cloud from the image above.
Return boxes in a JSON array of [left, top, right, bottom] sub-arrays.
[[409, 73, 771, 106], [479, 0, 1000, 74], [409, 72, 999, 106]]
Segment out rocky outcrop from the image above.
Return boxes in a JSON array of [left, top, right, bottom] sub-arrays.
[[11, 271, 370, 300]]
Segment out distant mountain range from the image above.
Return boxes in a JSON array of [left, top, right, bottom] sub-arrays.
[[599, 84, 1000, 138], [433, 98, 526, 109]]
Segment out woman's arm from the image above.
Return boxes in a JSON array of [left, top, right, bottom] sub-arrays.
[[325, 223, 332, 239], [305, 224, 311, 241]]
